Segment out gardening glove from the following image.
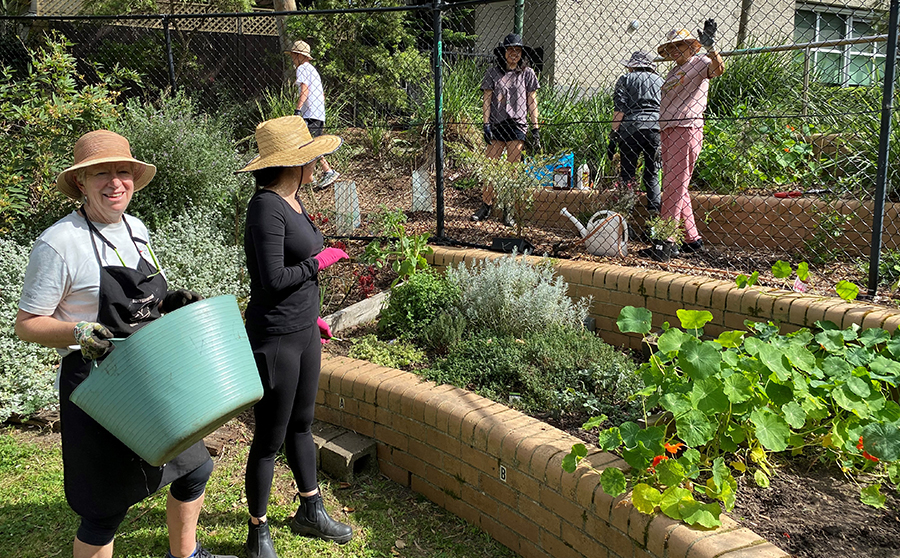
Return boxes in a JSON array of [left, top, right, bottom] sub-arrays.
[[482, 123, 493, 145], [697, 19, 717, 50], [294, 109, 304, 116], [161, 289, 204, 313], [317, 316, 333, 344], [314, 247, 349, 271], [74, 321, 114, 360], [530, 128, 541, 152]]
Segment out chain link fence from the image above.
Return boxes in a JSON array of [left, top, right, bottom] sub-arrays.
[[2, 0, 899, 300]]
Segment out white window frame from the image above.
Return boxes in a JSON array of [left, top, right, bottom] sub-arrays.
[[795, 5, 886, 86]]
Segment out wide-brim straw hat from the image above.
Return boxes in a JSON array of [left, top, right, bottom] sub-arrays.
[[56, 130, 156, 200], [657, 28, 702, 59], [621, 50, 656, 70], [492, 32, 538, 66], [236, 116, 342, 174], [284, 39, 313, 60]]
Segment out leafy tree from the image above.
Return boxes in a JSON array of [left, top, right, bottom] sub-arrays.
[[284, 0, 429, 123]]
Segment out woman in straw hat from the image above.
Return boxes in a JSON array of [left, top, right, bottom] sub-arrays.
[[15, 130, 231, 558], [651, 20, 724, 260], [471, 32, 541, 225], [611, 51, 665, 213], [237, 116, 352, 557]]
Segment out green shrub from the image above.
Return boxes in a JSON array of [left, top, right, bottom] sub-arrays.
[[113, 92, 253, 230], [446, 253, 590, 338], [377, 270, 460, 341], [150, 209, 249, 303], [0, 32, 130, 239], [419, 310, 467, 355], [348, 334, 425, 369], [0, 238, 59, 422]]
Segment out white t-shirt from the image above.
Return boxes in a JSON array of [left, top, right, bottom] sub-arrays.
[[295, 62, 326, 122], [18, 211, 158, 334]]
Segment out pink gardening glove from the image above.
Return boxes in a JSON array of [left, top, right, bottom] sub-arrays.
[[314, 247, 349, 271], [317, 316, 333, 344]]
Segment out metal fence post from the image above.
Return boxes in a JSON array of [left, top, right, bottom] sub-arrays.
[[433, 0, 445, 239], [514, 0, 524, 35], [162, 15, 177, 91], [867, 0, 900, 297]]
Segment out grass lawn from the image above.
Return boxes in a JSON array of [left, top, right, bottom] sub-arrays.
[[0, 423, 516, 558]]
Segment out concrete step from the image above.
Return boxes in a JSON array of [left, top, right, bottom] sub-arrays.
[[311, 420, 376, 481]]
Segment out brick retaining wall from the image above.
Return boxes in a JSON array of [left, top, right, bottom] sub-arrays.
[[315, 246, 900, 558]]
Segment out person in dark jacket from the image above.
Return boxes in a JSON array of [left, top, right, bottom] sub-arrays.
[[236, 116, 352, 558], [15, 130, 229, 558], [611, 51, 664, 213]]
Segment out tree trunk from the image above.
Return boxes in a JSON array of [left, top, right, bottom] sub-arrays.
[[273, 0, 297, 52], [736, 0, 752, 47]]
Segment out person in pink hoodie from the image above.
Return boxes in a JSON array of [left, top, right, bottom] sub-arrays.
[[656, 21, 724, 257]]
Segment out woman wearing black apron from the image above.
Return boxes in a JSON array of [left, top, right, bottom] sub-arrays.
[[15, 130, 235, 558]]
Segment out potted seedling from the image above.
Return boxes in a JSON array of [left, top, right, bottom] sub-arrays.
[[643, 215, 684, 262]]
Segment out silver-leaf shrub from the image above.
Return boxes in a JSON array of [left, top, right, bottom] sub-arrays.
[[446, 253, 590, 338]]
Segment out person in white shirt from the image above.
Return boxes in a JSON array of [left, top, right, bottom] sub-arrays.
[[285, 40, 340, 190]]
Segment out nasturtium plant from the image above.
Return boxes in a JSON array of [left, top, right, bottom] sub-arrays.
[[563, 306, 900, 527]]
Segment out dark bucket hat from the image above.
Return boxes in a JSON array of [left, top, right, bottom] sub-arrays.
[[493, 33, 538, 67], [621, 50, 657, 71]]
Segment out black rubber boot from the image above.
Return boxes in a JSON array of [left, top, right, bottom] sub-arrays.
[[470, 203, 491, 222], [246, 519, 278, 558], [290, 493, 353, 544]]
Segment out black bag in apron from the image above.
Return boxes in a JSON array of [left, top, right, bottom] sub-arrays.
[[59, 210, 209, 519]]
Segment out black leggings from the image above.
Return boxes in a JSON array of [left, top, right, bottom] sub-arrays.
[[76, 457, 213, 546], [618, 127, 662, 212], [245, 326, 321, 518]]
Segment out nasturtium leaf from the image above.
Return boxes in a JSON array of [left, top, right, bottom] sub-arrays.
[[782, 401, 807, 429], [846, 346, 874, 368], [722, 373, 753, 403], [730, 460, 747, 473], [657, 327, 689, 354], [817, 330, 846, 353], [815, 320, 840, 331], [619, 422, 642, 449], [764, 380, 794, 407], [791, 371, 811, 397], [726, 422, 747, 445], [561, 444, 584, 473], [735, 274, 749, 288], [715, 331, 745, 349], [861, 421, 900, 461], [675, 409, 717, 447], [659, 486, 693, 519], [600, 467, 627, 497], [743, 336, 763, 357], [617, 306, 652, 334], [885, 334, 900, 358], [691, 378, 729, 415], [678, 338, 722, 381], [598, 427, 622, 452], [636, 426, 666, 456], [836, 280, 860, 302], [859, 328, 890, 348], [655, 458, 687, 487], [797, 262, 810, 281], [887, 463, 900, 485], [632, 483, 662, 514], [869, 355, 900, 385], [758, 344, 792, 382], [823, 356, 852, 378], [722, 350, 740, 368], [623, 443, 655, 470], [860, 484, 886, 508], [679, 500, 722, 528], [846, 375, 872, 398], [881, 401, 900, 422], [711, 457, 728, 488], [785, 344, 817, 373], [750, 407, 790, 452], [833, 385, 870, 417], [677, 309, 713, 331], [753, 469, 770, 487], [661, 393, 692, 417], [771, 260, 792, 279], [582, 415, 608, 430]]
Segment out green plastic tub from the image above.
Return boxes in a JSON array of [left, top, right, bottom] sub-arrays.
[[70, 295, 263, 466]]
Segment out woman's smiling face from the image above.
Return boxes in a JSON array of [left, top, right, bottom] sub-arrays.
[[505, 46, 523, 67], [77, 162, 135, 224]]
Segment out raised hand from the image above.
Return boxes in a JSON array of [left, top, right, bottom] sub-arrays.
[[697, 19, 717, 49]]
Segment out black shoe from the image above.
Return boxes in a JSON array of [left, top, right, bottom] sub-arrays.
[[502, 208, 516, 228], [681, 239, 704, 253], [246, 519, 279, 558], [290, 493, 353, 545], [470, 203, 491, 222], [638, 240, 678, 262]]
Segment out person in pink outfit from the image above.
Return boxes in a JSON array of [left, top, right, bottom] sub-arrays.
[[656, 21, 724, 258]]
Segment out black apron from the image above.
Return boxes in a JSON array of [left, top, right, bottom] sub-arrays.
[[58, 209, 209, 519]]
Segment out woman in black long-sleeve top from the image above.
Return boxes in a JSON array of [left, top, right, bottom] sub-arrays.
[[236, 116, 351, 558]]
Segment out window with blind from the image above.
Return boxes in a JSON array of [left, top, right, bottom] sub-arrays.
[[794, 8, 886, 86]]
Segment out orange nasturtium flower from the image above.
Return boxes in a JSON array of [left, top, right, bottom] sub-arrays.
[[649, 455, 669, 471], [664, 442, 685, 455], [857, 436, 880, 462]]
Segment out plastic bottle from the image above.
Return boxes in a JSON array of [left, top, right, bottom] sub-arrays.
[[576, 162, 590, 190]]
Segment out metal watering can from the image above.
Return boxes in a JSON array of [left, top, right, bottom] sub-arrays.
[[560, 207, 628, 257]]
